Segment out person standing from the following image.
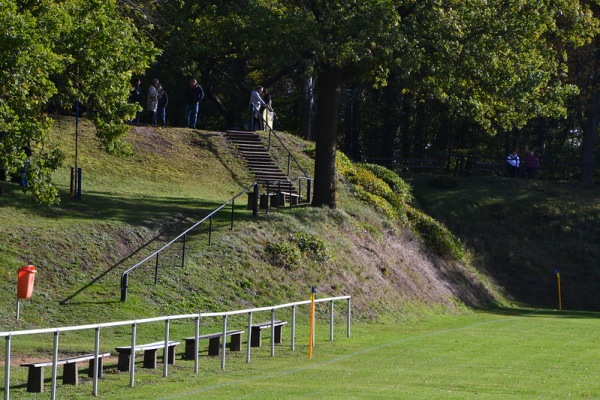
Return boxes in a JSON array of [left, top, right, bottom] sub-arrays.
[[147, 78, 159, 126], [157, 84, 168, 127], [249, 86, 267, 131], [523, 150, 540, 179], [128, 77, 143, 125], [184, 78, 204, 129], [506, 149, 520, 177]]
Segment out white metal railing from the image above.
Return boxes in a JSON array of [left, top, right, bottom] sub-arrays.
[[1, 296, 351, 399]]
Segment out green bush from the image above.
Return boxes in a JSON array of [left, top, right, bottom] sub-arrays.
[[293, 233, 331, 263], [361, 163, 413, 203], [265, 241, 301, 270], [407, 206, 465, 261]]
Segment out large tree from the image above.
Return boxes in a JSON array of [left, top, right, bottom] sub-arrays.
[[0, 0, 157, 204], [256, 0, 597, 207]]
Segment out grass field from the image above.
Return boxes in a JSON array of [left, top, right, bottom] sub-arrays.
[[5, 309, 600, 399]]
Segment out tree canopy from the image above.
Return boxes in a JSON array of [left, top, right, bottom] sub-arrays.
[[0, 0, 157, 203], [1, 0, 598, 205]]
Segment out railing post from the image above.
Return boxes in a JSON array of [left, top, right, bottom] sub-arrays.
[[252, 183, 259, 217], [194, 316, 200, 374], [291, 305, 296, 351], [230, 199, 235, 229], [154, 253, 159, 285], [51, 331, 59, 400], [306, 179, 312, 204], [347, 297, 352, 338], [164, 319, 170, 377], [93, 327, 101, 396], [5, 335, 11, 400], [221, 315, 227, 370], [330, 300, 334, 341], [270, 309, 276, 357], [130, 323, 137, 387], [209, 216, 213, 245], [246, 312, 253, 363], [121, 273, 128, 302], [181, 234, 186, 268]]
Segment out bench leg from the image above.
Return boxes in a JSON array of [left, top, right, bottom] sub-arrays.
[[166, 345, 176, 365], [88, 357, 104, 378], [63, 363, 79, 385], [143, 349, 157, 369], [230, 333, 242, 352], [274, 325, 284, 344], [26, 366, 44, 393], [250, 327, 262, 347], [117, 351, 131, 372], [184, 339, 196, 360], [208, 337, 220, 356]]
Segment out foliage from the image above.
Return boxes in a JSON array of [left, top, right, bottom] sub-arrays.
[[293, 232, 331, 263], [265, 241, 301, 270], [0, 0, 157, 204], [406, 205, 465, 261]]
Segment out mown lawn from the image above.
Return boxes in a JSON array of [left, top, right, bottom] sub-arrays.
[[6, 309, 600, 399]]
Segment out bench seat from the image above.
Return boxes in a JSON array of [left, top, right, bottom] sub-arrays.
[[250, 320, 287, 347], [20, 352, 110, 393], [183, 330, 244, 359], [115, 341, 179, 371]]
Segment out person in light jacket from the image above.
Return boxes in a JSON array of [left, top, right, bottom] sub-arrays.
[[147, 78, 159, 126], [506, 149, 520, 178]]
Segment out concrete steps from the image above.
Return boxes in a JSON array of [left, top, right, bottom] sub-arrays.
[[224, 130, 299, 196]]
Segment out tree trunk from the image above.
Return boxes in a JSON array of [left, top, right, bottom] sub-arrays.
[[581, 90, 599, 185], [312, 66, 342, 208]]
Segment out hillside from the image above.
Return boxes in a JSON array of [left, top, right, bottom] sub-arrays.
[[0, 118, 499, 331], [405, 174, 600, 311]]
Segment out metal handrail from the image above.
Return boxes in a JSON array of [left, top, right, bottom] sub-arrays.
[[120, 182, 258, 302]]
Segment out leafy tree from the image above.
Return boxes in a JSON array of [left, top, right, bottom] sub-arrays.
[[0, 0, 157, 204]]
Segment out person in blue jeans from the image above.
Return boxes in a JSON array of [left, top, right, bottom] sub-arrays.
[[184, 78, 204, 129]]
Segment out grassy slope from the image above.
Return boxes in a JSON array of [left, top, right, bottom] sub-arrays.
[[404, 174, 600, 311], [0, 117, 499, 334]]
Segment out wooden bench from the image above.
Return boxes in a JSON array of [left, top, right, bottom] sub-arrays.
[[115, 341, 179, 372], [279, 191, 301, 206], [250, 320, 287, 347], [20, 352, 110, 393], [183, 330, 244, 359]]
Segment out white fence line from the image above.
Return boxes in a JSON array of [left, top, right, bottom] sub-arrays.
[[1, 296, 351, 399]]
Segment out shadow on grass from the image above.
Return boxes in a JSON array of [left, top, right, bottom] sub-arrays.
[[483, 306, 600, 319], [57, 196, 259, 305]]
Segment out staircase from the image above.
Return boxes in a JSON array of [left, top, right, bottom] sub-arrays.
[[224, 130, 299, 197]]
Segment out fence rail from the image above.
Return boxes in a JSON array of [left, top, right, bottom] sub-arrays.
[[1, 296, 351, 399]]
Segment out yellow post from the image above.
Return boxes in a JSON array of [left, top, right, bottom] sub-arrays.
[[308, 286, 316, 359], [556, 269, 562, 310]]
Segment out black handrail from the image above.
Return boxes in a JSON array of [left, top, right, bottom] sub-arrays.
[[254, 107, 312, 203], [120, 182, 258, 302]]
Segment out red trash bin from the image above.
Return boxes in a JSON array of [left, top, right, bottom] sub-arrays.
[[17, 265, 36, 299]]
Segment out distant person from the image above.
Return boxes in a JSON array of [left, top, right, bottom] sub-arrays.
[[506, 149, 520, 178], [262, 89, 275, 130], [156, 84, 168, 127], [128, 77, 143, 125], [184, 78, 204, 129], [523, 150, 540, 179], [147, 78, 159, 126], [249, 86, 267, 130]]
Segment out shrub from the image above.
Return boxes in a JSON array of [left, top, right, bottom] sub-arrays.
[[265, 241, 301, 270], [361, 163, 413, 204], [293, 233, 331, 263], [407, 206, 465, 261]]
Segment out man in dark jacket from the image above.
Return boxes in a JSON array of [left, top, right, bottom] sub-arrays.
[[184, 78, 204, 129]]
